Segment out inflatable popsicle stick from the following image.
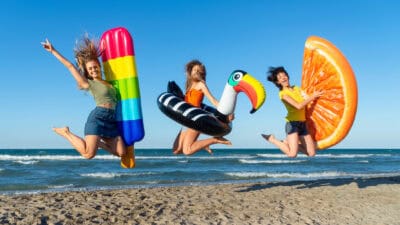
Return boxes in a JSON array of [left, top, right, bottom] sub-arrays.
[[100, 27, 144, 168]]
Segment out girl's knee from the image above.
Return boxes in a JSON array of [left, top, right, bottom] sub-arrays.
[[83, 152, 96, 159], [83, 146, 98, 159], [182, 150, 192, 156], [308, 150, 316, 157], [116, 149, 126, 157], [182, 146, 193, 156]]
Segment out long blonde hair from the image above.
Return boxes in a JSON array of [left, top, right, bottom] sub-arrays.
[[185, 59, 206, 92], [74, 34, 102, 79]]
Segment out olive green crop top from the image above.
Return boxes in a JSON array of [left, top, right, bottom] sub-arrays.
[[87, 79, 117, 109]]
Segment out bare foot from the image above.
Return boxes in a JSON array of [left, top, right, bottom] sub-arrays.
[[204, 146, 213, 155], [215, 137, 232, 145], [53, 127, 70, 138], [261, 134, 275, 142]]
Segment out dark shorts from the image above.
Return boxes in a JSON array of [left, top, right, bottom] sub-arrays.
[[285, 121, 309, 136], [84, 107, 119, 138]]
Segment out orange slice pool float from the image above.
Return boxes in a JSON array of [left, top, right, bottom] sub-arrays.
[[301, 36, 358, 150]]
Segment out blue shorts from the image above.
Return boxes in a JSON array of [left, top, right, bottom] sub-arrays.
[[285, 121, 309, 136], [84, 107, 119, 138]]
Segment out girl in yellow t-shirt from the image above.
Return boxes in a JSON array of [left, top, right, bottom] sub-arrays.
[[262, 66, 322, 158]]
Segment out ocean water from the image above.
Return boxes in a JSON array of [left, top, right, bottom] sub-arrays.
[[0, 148, 399, 195]]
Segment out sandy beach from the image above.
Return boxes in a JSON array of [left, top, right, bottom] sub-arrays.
[[1, 176, 399, 225]]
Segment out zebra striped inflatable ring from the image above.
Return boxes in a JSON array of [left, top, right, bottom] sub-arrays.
[[157, 82, 231, 137]]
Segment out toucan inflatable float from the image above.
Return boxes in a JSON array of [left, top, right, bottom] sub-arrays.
[[157, 70, 266, 136]]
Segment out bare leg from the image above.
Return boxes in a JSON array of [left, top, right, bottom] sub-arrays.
[[297, 142, 308, 155], [299, 135, 316, 157], [204, 145, 213, 154], [173, 130, 213, 155], [172, 129, 185, 155], [53, 127, 99, 159], [283, 137, 313, 156], [98, 139, 112, 153], [100, 136, 127, 157], [261, 133, 299, 158], [262, 134, 289, 154], [182, 129, 231, 155]]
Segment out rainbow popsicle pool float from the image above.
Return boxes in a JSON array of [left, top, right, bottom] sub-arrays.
[[100, 27, 144, 168]]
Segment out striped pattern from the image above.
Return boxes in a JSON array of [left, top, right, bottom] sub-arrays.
[[100, 27, 144, 146], [157, 92, 231, 136], [158, 93, 212, 122]]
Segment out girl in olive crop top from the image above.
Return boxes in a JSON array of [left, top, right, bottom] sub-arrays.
[[262, 66, 322, 158], [172, 60, 233, 156], [42, 36, 126, 160], [87, 79, 117, 109]]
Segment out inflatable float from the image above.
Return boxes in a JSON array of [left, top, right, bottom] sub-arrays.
[[301, 36, 358, 149], [157, 70, 266, 136], [100, 27, 144, 168]]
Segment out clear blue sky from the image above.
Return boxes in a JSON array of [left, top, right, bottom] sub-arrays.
[[1, 0, 399, 149]]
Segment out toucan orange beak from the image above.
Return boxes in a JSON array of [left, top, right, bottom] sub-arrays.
[[234, 73, 266, 113]]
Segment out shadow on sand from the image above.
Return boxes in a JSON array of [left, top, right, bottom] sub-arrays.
[[236, 175, 400, 192]]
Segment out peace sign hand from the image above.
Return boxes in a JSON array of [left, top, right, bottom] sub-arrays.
[[41, 38, 54, 53]]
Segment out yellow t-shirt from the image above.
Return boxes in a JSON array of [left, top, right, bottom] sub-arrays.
[[279, 86, 306, 122]]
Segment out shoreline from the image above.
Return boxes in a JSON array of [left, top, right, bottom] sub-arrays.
[[1, 175, 399, 224], [4, 173, 400, 196]]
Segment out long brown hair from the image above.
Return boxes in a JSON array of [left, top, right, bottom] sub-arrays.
[[185, 59, 206, 91], [74, 34, 102, 79]]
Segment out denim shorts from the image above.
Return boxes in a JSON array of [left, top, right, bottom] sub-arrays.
[[84, 107, 119, 138], [285, 121, 309, 136]]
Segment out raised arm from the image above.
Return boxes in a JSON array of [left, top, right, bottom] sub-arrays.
[[41, 39, 89, 89]]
